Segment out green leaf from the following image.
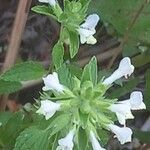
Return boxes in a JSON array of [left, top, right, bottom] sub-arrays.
[[81, 56, 97, 85], [57, 64, 73, 89], [0, 112, 25, 146], [89, 0, 150, 43], [145, 70, 150, 111], [0, 80, 22, 94], [0, 112, 13, 127], [68, 30, 79, 58], [132, 53, 150, 68], [107, 78, 139, 99], [134, 129, 150, 144], [14, 127, 49, 150], [123, 40, 141, 57], [79, 0, 91, 15], [52, 41, 64, 69], [68, 64, 82, 79], [0, 111, 13, 127], [47, 114, 71, 137], [1, 61, 46, 82], [31, 5, 56, 19], [77, 127, 88, 150], [97, 129, 109, 146]]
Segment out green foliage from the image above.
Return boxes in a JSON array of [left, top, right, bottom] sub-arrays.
[[31, 5, 56, 18], [89, 0, 150, 56], [145, 70, 150, 111], [1, 61, 46, 82], [81, 56, 97, 85], [0, 112, 26, 147], [46, 114, 71, 137], [52, 41, 64, 69], [90, 0, 150, 41], [68, 30, 79, 58], [77, 127, 88, 150], [0, 0, 149, 149], [134, 129, 150, 144], [14, 127, 50, 150], [0, 112, 13, 127], [57, 64, 73, 89], [107, 78, 139, 99], [132, 53, 150, 68], [97, 129, 109, 145], [0, 80, 22, 94]]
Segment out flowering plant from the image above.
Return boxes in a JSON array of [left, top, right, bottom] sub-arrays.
[[0, 0, 148, 150]]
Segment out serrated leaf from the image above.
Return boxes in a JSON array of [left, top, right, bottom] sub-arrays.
[[52, 41, 64, 69], [57, 64, 73, 89], [1, 61, 46, 82], [0, 112, 25, 146], [31, 5, 56, 19], [47, 114, 71, 137], [0, 80, 22, 94], [14, 127, 49, 150], [81, 56, 97, 85], [68, 30, 79, 58]]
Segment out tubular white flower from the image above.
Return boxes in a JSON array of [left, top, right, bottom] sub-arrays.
[[56, 129, 75, 150], [42, 72, 64, 92], [103, 57, 134, 85], [36, 100, 60, 120], [109, 103, 134, 125], [90, 131, 106, 150], [119, 91, 146, 111], [78, 14, 100, 45], [108, 124, 132, 145], [38, 0, 56, 6]]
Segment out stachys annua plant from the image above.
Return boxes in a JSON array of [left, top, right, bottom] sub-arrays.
[[25, 0, 147, 149], [36, 57, 146, 150]]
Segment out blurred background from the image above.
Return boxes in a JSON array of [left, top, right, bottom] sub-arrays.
[[0, 0, 150, 149]]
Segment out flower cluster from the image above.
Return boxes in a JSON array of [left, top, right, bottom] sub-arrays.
[[38, 0, 100, 45], [36, 57, 146, 150]]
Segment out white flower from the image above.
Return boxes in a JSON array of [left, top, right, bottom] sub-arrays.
[[103, 57, 134, 85], [90, 131, 106, 150], [109, 103, 134, 125], [56, 129, 75, 150], [42, 72, 64, 92], [120, 91, 146, 110], [36, 100, 60, 120], [38, 0, 56, 6], [108, 124, 132, 144], [78, 14, 100, 44]]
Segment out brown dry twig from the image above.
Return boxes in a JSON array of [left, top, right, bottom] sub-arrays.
[[0, 0, 32, 111]]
